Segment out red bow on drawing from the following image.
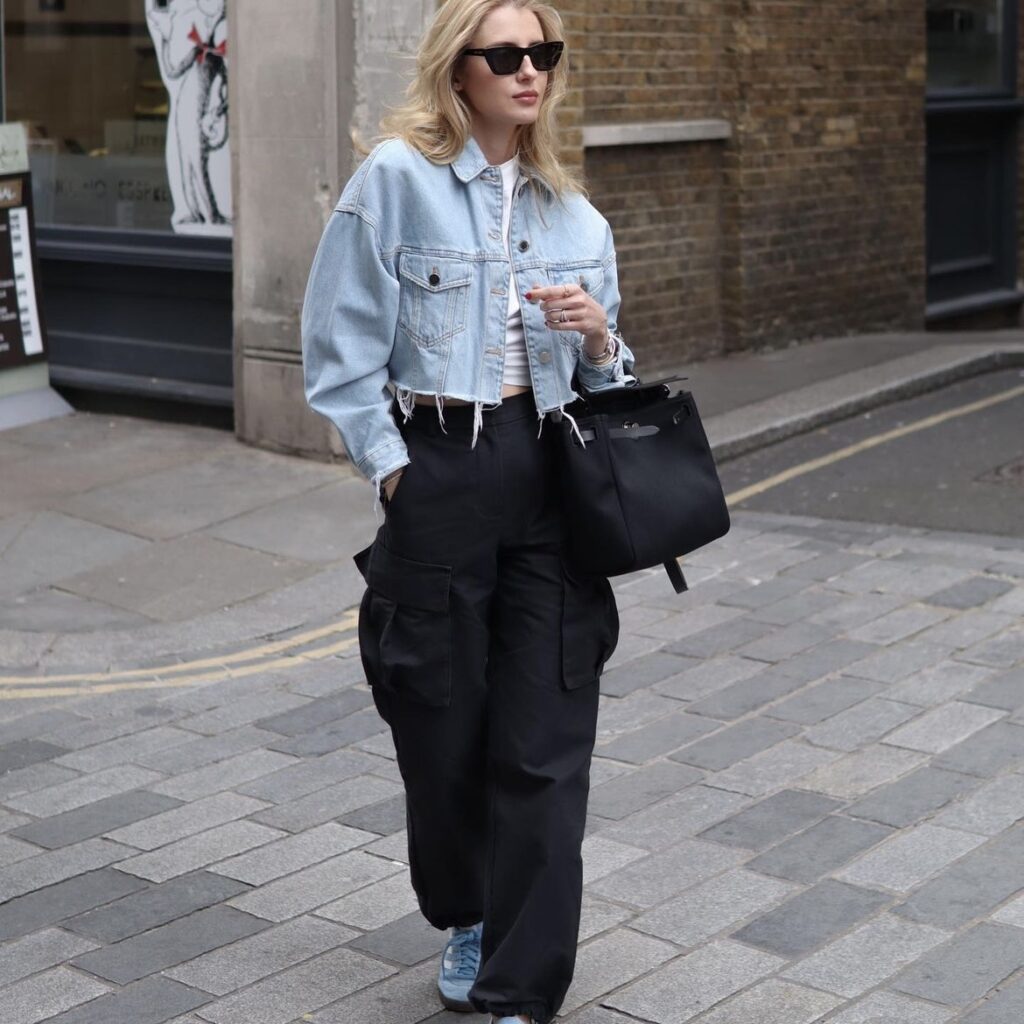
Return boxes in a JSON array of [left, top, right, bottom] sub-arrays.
[[188, 24, 227, 64]]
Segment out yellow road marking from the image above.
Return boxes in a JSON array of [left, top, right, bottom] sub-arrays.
[[0, 610, 360, 687], [726, 382, 1024, 506], [0, 632, 361, 699]]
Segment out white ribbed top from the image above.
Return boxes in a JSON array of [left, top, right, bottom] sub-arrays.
[[497, 154, 532, 387]]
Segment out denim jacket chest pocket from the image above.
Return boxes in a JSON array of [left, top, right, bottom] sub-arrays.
[[397, 252, 473, 349]]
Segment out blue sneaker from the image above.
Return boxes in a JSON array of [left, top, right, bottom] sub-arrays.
[[437, 920, 483, 1011]]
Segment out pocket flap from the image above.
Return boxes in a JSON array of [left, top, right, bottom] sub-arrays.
[[368, 541, 452, 612], [398, 252, 472, 292]]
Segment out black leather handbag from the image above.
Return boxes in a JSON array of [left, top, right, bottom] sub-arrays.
[[554, 372, 731, 593]]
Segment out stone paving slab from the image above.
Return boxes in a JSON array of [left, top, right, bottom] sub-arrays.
[[0, 508, 1022, 1024]]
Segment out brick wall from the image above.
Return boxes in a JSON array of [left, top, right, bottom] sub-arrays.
[[559, 0, 928, 368]]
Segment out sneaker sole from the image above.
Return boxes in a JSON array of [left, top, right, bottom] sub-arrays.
[[438, 988, 475, 1012]]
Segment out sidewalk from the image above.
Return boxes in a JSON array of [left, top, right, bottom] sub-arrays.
[[0, 327, 1021, 680], [0, 328, 1023, 1023]]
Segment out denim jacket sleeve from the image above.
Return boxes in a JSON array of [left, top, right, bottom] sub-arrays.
[[574, 219, 637, 392], [300, 207, 410, 490]]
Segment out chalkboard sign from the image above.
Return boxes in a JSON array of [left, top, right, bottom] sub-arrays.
[[0, 171, 47, 369]]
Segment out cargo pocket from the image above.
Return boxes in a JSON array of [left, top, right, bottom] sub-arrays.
[[560, 560, 619, 690], [362, 537, 453, 707]]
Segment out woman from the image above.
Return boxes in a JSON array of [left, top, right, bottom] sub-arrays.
[[301, 3, 636, 1022]]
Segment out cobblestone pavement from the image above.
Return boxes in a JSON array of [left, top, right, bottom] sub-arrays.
[[1, 508, 1023, 1024]]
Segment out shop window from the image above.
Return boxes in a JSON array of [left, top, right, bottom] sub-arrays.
[[927, 0, 1011, 92], [4, 0, 230, 235]]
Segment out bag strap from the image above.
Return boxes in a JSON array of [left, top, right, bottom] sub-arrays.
[[664, 558, 688, 594]]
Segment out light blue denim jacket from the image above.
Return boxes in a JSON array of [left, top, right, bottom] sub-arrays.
[[300, 132, 637, 498]]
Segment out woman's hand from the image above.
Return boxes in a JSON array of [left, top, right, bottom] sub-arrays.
[[383, 469, 404, 503], [525, 282, 608, 359]]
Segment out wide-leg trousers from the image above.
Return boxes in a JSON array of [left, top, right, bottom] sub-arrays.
[[353, 390, 619, 1024]]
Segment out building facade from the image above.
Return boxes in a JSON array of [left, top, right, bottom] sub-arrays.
[[3, 0, 1020, 458]]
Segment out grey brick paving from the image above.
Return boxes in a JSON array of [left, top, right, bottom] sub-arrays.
[[1, 966, 111, 1024], [191, 946, 396, 1024], [0, 737, 68, 773], [890, 922, 1024, 1004], [0, 868, 147, 940], [248, 773, 404, 832], [226, 850, 405, 921], [798, 743, 924, 802], [70, 905, 269, 984], [209, 822, 370, 884], [0, 838, 138, 902], [0, 511, 1021, 1024], [63, 870, 252, 943], [42, 975, 212, 1024], [345, 909, 447, 965], [587, 760, 703, 819], [826, 991, 956, 1023], [9, 790, 182, 849], [779, 913, 950, 998], [593, 710, 720, 763], [103, 791, 269, 850], [891, 823, 1024, 929], [589, 785, 750, 852], [4, 764, 164, 816], [761, 674, 885, 725], [0, 927, 100, 987], [630, 867, 798, 946], [599, 651, 699, 697], [698, 788, 842, 850], [746, 814, 895, 883], [959, 974, 1024, 1024], [931, 719, 1024, 776], [669, 715, 801, 769], [603, 938, 785, 1023], [730, 879, 892, 957], [834, 822, 985, 891], [165, 915, 356, 995], [802, 696, 921, 750], [843, 764, 983, 826], [690, 978, 843, 1024], [926, 575, 1016, 608], [116, 821, 286, 882], [587, 838, 748, 909], [966, 666, 1024, 710]]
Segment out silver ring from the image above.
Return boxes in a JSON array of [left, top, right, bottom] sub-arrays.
[[560, 309, 568, 323]]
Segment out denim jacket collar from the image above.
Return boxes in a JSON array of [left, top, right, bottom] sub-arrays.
[[450, 132, 555, 198]]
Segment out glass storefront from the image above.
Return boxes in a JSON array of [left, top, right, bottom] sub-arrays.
[[4, 0, 229, 235], [927, 0, 1010, 92]]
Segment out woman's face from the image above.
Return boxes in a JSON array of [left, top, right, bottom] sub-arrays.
[[453, 6, 548, 134]]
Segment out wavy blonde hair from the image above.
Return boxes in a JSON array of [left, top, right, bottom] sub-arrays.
[[352, 0, 586, 206]]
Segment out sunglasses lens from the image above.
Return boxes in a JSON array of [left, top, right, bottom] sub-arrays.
[[488, 42, 562, 74], [531, 42, 562, 71]]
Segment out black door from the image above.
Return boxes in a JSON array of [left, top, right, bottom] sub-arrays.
[[926, 0, 1022, 321]]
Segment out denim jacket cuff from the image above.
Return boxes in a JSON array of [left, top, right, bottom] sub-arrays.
[[359, 439, 410, 490]]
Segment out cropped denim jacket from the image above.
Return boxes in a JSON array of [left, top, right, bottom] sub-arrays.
[[300, 132, 637, 499]]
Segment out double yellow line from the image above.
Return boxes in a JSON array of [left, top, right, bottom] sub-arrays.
[[0, 611, 360, 699], [4, 380, 1021, 699]]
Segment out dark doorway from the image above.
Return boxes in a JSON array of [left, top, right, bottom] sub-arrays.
[[926, 0, 1022, 323]]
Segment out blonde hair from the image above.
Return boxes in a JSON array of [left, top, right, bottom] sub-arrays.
[[352, 0, 586, 206]]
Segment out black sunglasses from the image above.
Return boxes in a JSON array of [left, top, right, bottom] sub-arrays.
[[459, 40, 563, 75]]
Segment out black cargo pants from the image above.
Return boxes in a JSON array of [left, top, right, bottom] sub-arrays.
[[353, 390, 619, 1024]]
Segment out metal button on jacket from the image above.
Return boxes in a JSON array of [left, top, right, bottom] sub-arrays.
[[538, 350, 552, 364], [518, 239, 529, 251]]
